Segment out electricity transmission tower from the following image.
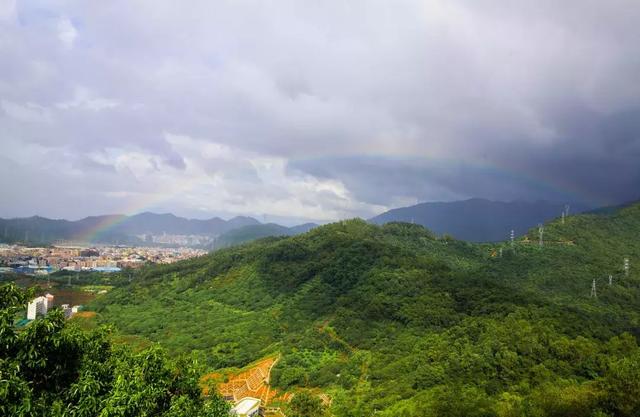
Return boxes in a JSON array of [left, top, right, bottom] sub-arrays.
[[590, 279, 597, 298], [538, 224, 544, 247], [510, 230, 515, 248], [624, 258, 630, 276], [561, 204, 570, 224], [609, 274, 613, 286]]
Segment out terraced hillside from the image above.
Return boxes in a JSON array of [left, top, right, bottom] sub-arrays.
[[91, 202, 640, 416]]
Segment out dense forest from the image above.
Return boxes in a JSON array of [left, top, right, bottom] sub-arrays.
[[4, 203, 640, 415], [0, 284, 230, 416], [81, 202, 640, 416]]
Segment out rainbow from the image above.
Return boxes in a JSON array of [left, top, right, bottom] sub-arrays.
[[72, 214, 129, 244], [70, 180, 201, 243], [289, 153, 606, 206], [68, 153, 604, 243]]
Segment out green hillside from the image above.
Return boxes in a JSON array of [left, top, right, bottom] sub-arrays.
[[212, 222, 318, 249], [212, 223, 295, 249], [90, 202, 640, 416]]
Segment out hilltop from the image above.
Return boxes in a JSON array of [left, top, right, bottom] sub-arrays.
[[212, 222, 318, 249], [369, 198, 591, 242], [90, 201, 640, 416]]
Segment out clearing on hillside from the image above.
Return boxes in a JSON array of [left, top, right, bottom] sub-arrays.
[[202, 356, 280, 406]]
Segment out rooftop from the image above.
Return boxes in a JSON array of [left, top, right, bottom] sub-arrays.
[[232, 397, 260, 414]]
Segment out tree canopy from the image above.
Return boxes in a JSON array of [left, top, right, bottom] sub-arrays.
[[0, 283, 229, 417]]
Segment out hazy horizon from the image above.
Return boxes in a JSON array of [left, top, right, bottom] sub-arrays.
[[0, 196, 602, 229]]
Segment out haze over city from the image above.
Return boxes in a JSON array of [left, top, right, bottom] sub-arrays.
[[2, 0, 639, 224]]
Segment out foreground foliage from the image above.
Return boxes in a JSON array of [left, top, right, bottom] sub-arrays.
[[0, 284, 229, 417], [91, 203, 640, 416]]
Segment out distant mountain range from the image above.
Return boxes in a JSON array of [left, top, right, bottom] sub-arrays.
[[0, 198, 594, 247], [369, 198, 591, 242], [0, 212, 261, 246]]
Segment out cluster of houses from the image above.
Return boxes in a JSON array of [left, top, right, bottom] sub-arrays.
[[26, 294, 81, 320]]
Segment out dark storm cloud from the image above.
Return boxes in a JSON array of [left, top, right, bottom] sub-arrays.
[[1, 0, 639, 221]]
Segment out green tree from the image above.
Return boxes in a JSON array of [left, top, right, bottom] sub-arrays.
[[289, 391, 326, 417], [0, 283, 229, 417], [600, 352, 640, 416]]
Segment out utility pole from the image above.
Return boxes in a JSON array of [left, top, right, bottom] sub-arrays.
[[565, 204, 570, 217], [609, 274, 613, 286], [510, 230, 515, 248], [561, 210, 565, 225], [624, 258, 629, 276], [591, 278, 597, 298], [499, 248, 503, 258], [538, 224, 544, 247]]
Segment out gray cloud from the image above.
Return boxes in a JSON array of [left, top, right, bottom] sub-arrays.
[[1, 0, 639, 221]]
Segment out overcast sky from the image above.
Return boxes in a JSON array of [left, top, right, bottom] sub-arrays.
[[1, 0, 639, 223]]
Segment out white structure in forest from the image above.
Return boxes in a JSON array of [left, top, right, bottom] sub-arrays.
[[59, 304, 82, 319], [26, 293, 54, 320], [61, 304, 72, 318], [230, 397, 260, 417]]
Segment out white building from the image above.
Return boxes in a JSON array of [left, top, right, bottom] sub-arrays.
[[45, 293, 54, 309], [230, 397, 260, 417], [26, 299, 40, 320], [26, 294, 54, 320]]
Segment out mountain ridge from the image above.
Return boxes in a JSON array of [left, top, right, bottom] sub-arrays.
[[369, 198, 591, 242], [212, 222, 319, 249], [0, 212, 261, 245]]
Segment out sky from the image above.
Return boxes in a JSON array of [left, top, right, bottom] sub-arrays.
[[1, 0, 639, 224]]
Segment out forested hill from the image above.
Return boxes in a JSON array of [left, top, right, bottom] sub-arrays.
[[369, 198, 590, 242], [92, 201, 640, 416], [211, 222, 318, 249]]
